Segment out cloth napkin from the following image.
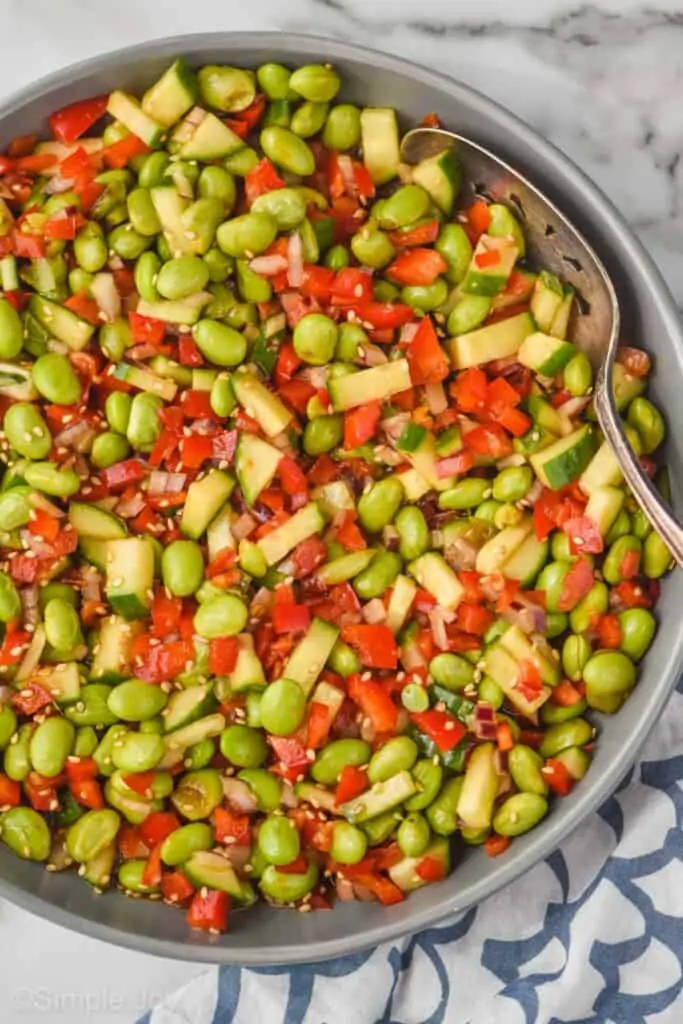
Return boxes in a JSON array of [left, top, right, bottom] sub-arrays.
[[139, 675, 683, 1024]]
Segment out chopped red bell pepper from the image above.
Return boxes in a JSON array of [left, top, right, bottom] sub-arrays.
[[551, 679, 585, 707], [406, 315, 449, 385], [416, 855, 447, 882], [452, 367, 489, 413], [122, 771, 157, 797], [484, 834, 511, 858], [347, 673, 398, 732], [386, 248, 448, 287], [245, 156, 286, 205], [101, 134, 150, 169], [161, 870, 196, 904], [13, 232, 45, 259], [101, 458, 148, 491], [619, 548, 641, 580], [596, 613, 623, 649], [70, 777, 105, 809], [139, 811, 181, 849], [129, 311, 166, 346], [497, 404, 532, 437], [305, 701, 333, 750], [562, 515, 604, 555], [342, 625, 399, 671], [463, 423, 513, 458], [330, 267, 373, 306], [349, 301, 414, 330], [388, 219, 440, 248], [335, 765, 369, 805], [611, 581, 651, 609], [151, 588, 183, 637], [344, 400, 381, 449], [410, 709, 466, 751], [25, 772, 62, 812], [187, 889, 230, 932], [212, 806, 252, 846], [0, 774, 21, 808], [543, 758, 574, 796], [11, 679, 52, 713], [179, 434, 214, 469], [208, 636, 239, 676], [49, 95, 108, 144], [455, 602, 495, 637], [464, 199, 491, 239], [557, 558, 595, 612], [273, 602, 311, 634]]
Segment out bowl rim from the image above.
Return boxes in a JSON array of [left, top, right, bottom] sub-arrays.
[[1, 29, 682, 966]]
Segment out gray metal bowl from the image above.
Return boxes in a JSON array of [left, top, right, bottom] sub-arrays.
[[1, 31, 682, 966]]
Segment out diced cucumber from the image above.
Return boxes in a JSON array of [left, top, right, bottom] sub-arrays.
[[485, 644, 552, 717], [340, 770, 416, 823], [531, 425, 596, 490], [294, 782, 337, 812], [0, 363, 38, 401], [234, 433, 282, 507], [163, 682, 217, 732], [111, 362, 178, 401], [360, 108, 400, 185], [181, 469, 236, 540], [499, 624, 560, 686], [462, 237, 518, 297], [231, 368, 293, 437], [407, 432, 453, 492], [173, 108, 244, 160], [184, 851, 256, 904], [105, 537, 156, 620], [283, 617, 340, 697], [159, 713, 226, 768], [518, 332, 575, 376], [549, 288, 574, 339], [501, 532, 549, 586], [328, 359, 411, 412], [78, 538, 110, 572], [68, 502, 127, 540], [230, 640, 266, 692], [408, 553, 464, 611], [136, 294, 211, 326], [396, 468, 432, 502], [530, 271, 565, 333], [578, 441, 623, 496], [311, 480, 355, 517], [386, 575, 418, 634], [488, 203, 526, 256], [150, 186, 193, 257], [29, 295, 95, 352], [475, 521, 533, 575], [584, 485, 625, 536], [527, 396, 565, 437], [206, 505, 237, 561], [41, 662, 82, 705], [90, 615, 142, 683], [456, 742, 498, 831], [447, 312, 535, 369], [107, 91, 165, 147], [388, 837, 451, 892], [411, 148, 461, 215], [315, 549, 376, 586], [142, 58, 198, 127], [257, 502, 325, 567]]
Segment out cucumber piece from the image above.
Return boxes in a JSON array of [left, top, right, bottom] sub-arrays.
[[527, 396, 565, 437], [206, 505, 237, 562], [488, 203, 526, 256], [142, 59, 198, 128], [41, 662, 82, 705], [388, 837, 451, 892], [462, 237, 518, 297], [530, 271, 565, 332], [340, 770, 416, 823], [181, 469, 236, 540], [386, 575, 418, 634], [150, 186, 193, 257], [578, 441, 623, 496], [105, 537, 155, 620], [231, 368, 293, 437], [501, 532, 549, 586], [328, 359, 411, 412], [407, 431, 454, 492], [456, 743, 498, 831], [234, 433, 282, 507], [283, 617, 340, 697], [499, 624, 560, 686], [78, 538, 110, 572], [111, 362, 178, 401], [584, 485, 625, 537], [408, 553, 464, 611], [230, 641, 266, 692], [68, 503, 127, 540], [531, 425, 596, 490], [311, 480, 355, 517], [184, 850, 256, 904], [549, 288, 574, 339], [360, 108, 400, 185], [174, 108, 244, 160], [294, 782, 337, 812], [475, 521, 533, 575], [518, 332, 576, 376], [90, 615, 142, 683], [163, 682, 217, 732], [411, 149, 461, 215], [107, 91, 165, 147], [29, 295, 95, 352], [485, 644, 552, 717], [136, 294, 211, 326], [396, 467, 432, 502], [447, 312, 535, 369], [159, 713, 226, 768], [315, 549, 376, 586], [0, 363, 38, 401], [256, 502, 325, 567]]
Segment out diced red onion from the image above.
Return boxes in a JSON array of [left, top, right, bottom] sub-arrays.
[[399, 322, 420, 345], [336, 877, 357, 902], [501, 604, 538, 635], [148, 471, 186, 496], [218, 843, 252, 869], [362, 344, 388, 366], [20, 586, 39, 628], [401, 642, 427, 671], [431, 529, 444, 549], [474, 719, 498, 740], [16, 624, 46, 682], [337, 154, 355, 188], [115, 492, 146, 519], [90, 272, 121, 323], [250, 586, 274, 620], [299, 365, 329, 389], [381, 412, 410, 443], [232, 512, 257, 542], [525, 478, 544, 506], [264, 312, 287, 338], [424, 381, 447, 416], [248, 254, 288, 276], [429, 608, 449, 651], [476, 703, 496, 723], [360, 716, 376, 743], [286, 231, 304, 288], [54, 419, 96, 452], [107, 254, 124, 271], [382, 524, 400, 547], [497, 453, 527, 469], [127, 343, 159, 361], [29, 492, 66, 518], [362, 598, 387, 625], [222, 777, 258, 813], [0, 685, 13, 705], [556, 395, 592, 420], [43, 174, 76, 194], [515, 593, 548, 633], [444, 535, 478, 571], [374, 444, 403, 466], [281, 782, 299, 809], [82, 566, 103, 604], [494, 748, 509, 776], [47, 339, 70, 355]]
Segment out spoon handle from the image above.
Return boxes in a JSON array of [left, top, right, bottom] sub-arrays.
[[595, 369, 683, 568]]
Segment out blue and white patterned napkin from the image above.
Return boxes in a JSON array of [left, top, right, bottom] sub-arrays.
[[139, 675, 683, 1024]]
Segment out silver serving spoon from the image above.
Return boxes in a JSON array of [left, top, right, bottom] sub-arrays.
[[401, 126, 682, 567]]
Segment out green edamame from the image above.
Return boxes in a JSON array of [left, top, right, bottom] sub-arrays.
[[65, 685, 119, 728], [31, 353, 82, 405], [508, 744, 549, 796], [198, 65, 256, 112], [397, 813, 431, 857], [258, 813, 301, 865], [562, 634, 592, 682], [0, 298, 23, 358], [290, 64, 340, 102], [643, 530, 672, 579], [91, 431, 131, 469], [260, 126, 315, 176], [331, 821, 368, 864], [162, 539, 205, 597], [156, 256, 210, 300], [358, 477, 404, 533], [303, 414, 343, 455], [291, 101, 329, 138], [323, 104, 361, 150], [493, 793, 548, 837], [4, 403, 52, 459], [350, 226, 395, 269], [99, 318, 132, 361], [311, 738, 371, 786], [326, 639, 361, 677], [108, 223, 152, 261], [260, 679, 306, 737], [539, 718, 593, 758], [569, 581, 609, 633], [293, 313, 338, 366], [105, 391, 132, 435], [0, 570, 22, 622], [492, 466, 533, 503], [160, 822, 213, 866], [603, 535, 641, 585], [395, 506, 430, 561], [237, 768, 283, 812], [107, 680, 168, 722], [217, 211, 278, 257], [0, 703, 17, 750], [193, 318, 247, 367], [194, 593, 248, 638], [436, 224, 473, 284], [367, 735, 418, 784], [29, 716, 75, 778], [259, 860, 318, 903], [1, 806, 51, 861], [564, 352, 593, 396], [439, 477, 492, 511], [171, 768, 224, 820], [126, 392, 162, 453], [111, 732, 165, 773], [65, 808, 120, 863], [44, 597, 83, 652], [127, 188, 162, 236], [353, 549, 402, 600], [429, 652, 475, 691], [220, 725, 268, 768], [74, 222, 108, 273], [401, 279, 448, 312], [426, 777, 463, 837], [619, 608, 656, 662], [377, 186, 431, 230], [627, 397, 665, 454]]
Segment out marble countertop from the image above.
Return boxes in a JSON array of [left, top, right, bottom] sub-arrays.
[[0, 3, 680, 1021]]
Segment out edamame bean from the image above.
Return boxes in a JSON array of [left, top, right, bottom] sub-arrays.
[[160, 822, 213, 866], [260, 679, 306, 737], [0, 570, 22, 623], [252, 188, 307, 231], [74, 222, 108, 272], [259, 860, 318, 903], [171, 768, 223, 820], [107, 680, 168, 722], [0, 298, 24, 358], [367, 736, 418, 785], [291, 101, 329, 138], [99, 317, 132, 361], [358, 477, 404, 533], [303, 414, 343, 455], [350, 226, 395, 269], [541, 696, 588, 725], [562, 634, 592, 682], [397, 813, 431, 857], [627, 397, 665, 454], [293, 312, 338, 365], [65, 808, 120, 864], [493, 466, 533, 503], [91, 431, 131, 469], [185, 738, 216, 770], [602, 535, 642, 585], [108, 223, 152, 261], [29, 716, 75, 778], [478, 676, 505, 710], [73, 726, 98, 759], [138, 151, 170, 188], [429, 652, 475, 691], [564, 352, 593, 396], [331, 821, 368, 864], [426, 777, 463, 836], [157, 256, 209, 300], [4, 724, 33, 781], [325, 244, 350, 272], [140, 718, 164, 737], [198, 65, 256, 112], [162, 539, 205, 597], [0, 488, 31, 531], [258, 814, 301, 865], [26, 461, 80, 498], [447, 295, 492, 335], [619, 608, 656, 662], [436, 224, 473, 284], [210, 373, 236, 417], [631, 507, 652, 541], [395, 506, 429, 561], [194, 594, 248, 638], [536, 561, 572, 615], [378, 186, 431, 230], [235, 259, 272, 303], [105, 391, 132, 435], [539, 718, 593, 758], [322, 103, 361, 150], [126, 188, 161, 236], [217, 211, 278, 258], [326, 639, 361, 677], [312, 738, 372, 786], [65, 685, 118, 728], [44, 597, 83, 653], [1, 806, 51, 861], [643, 530, 672, 579], [237, 768, 283, 813], [126, 392, 162, 452], [569, 581, 609, 633], [4, 403, 52, 459], [361, 810, 400, 846], [605, 508, 632, 545], [401, 683, 429, 711], [204, 247, 233, 284], [260, 126, 315, 176], [0, 703, 17, 749], [508, 744, 549, 796], [335, 321, 367, 361], [117, 858, 159, 893], [290, 64, 340, 102], [493, 793, 548, 837], [198, 166, 237, 214], [353, 549, 402, 600], [111, 732, 164, 773], [220, 725, 268, 768], [439, 478, 492, 511], [193, 318, 247, 367], [401, 279, 448, 312], [257, 63, 295, 100], [473, 500, 501, 524]]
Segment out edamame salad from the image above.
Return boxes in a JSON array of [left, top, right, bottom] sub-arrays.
[[0, 57, 671, 933]]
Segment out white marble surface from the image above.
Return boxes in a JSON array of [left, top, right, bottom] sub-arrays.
[[0, 2, 680, 1021]]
